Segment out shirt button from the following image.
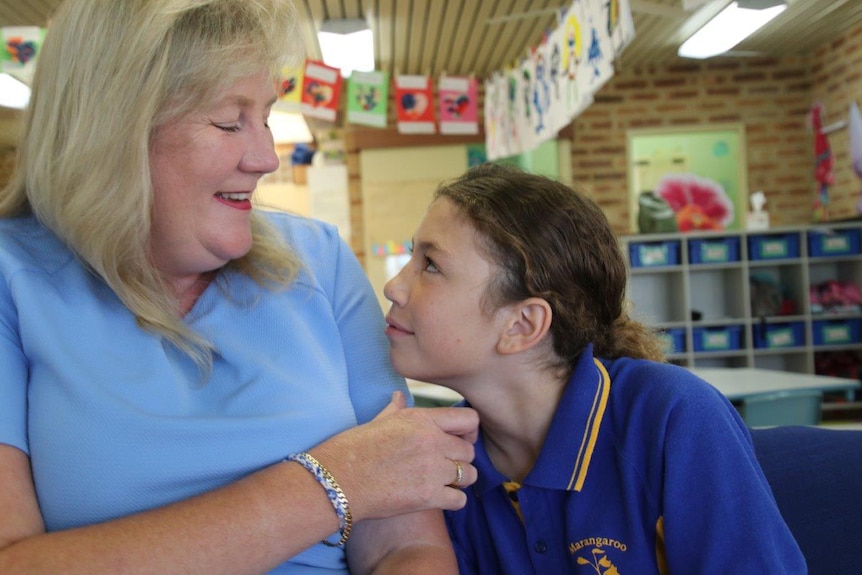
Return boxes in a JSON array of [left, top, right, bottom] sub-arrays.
[[534, 540, 547, 553]]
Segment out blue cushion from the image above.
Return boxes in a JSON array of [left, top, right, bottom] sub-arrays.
[[750, 425, 862, 575]]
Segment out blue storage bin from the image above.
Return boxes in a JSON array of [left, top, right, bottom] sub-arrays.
[[689, 236, 740, 264], [812, 319, 862, 346], [808, 228, 862, 258], [629, 240, 680, 268], [693, 325, 742, 352], [748, 233, 800, 260], [753, 321, 805, 349], [659, 328, 686, 354]]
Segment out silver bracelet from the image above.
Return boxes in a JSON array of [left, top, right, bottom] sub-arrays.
[[286, 452, 353, 547]]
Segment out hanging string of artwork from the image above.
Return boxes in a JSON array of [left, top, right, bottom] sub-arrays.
[[484, 0, 635, 160], [275, 0, 635, 154]]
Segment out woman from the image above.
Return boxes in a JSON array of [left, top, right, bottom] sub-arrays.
[[0, 1, 477, 573]]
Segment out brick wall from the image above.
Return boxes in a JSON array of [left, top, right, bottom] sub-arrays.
[[570, 56, 815, 235], [570, 19, 862, 236], [811, 22, 862, 221]]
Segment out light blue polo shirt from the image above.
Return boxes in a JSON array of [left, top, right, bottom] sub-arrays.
[[446, 345, 806, 574], [0, 211, 407, 574]]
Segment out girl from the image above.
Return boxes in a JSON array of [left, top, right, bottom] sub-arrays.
[[383, 163, 805, 574]]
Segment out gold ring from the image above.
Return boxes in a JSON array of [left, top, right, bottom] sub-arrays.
[[449, 460, 464, 487]]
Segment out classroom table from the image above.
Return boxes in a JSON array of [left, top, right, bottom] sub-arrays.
[[407, 367, 861, 406]]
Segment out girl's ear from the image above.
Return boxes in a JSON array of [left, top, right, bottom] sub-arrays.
[[496, 297, 552, 355]]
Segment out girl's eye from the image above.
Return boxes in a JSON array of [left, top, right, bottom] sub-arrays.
[[423, 256, 440, 273]]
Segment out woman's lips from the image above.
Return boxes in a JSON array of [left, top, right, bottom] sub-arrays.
[[214, 192, 253, 211]]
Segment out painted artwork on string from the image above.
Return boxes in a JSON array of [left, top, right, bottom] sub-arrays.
[[608, 0, 636, 54], [562, 0, 594, 121], [395, 74, 436, 134], [347, 70, 389, 128], [2, 26, 45, 84], [439, 76, 478, 135], [483, 74, 504, 159], [628, 124, 749, 233], [850, 101, 862, 214], [517, 57, 538, 154], [505, 70, 522, 155], [583, 0, 615, 93], [277, 65, 304, 111], [301, 60, 342, 122], [530, 42, 553, 140]]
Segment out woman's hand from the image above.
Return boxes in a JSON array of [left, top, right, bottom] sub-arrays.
[[311, 391, 479, 523]]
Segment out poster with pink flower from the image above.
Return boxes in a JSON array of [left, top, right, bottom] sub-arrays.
[[438, 76, 478, 135], [395, 74, 436, 134], [628, 126, 748, 233]]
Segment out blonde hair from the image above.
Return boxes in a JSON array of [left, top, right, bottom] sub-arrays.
[[0, 0, 306, 371]]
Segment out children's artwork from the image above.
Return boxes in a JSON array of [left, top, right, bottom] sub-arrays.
[[516, 58, 537, 154], [301, 60, 342, 122], [809, 102, 834, 222], [849, 101, 862, 214], [395, 75, 435, 134], [482, 0, 632, 161], [2, 26, 45, 84], [608, 0, 636, 55], [277, 65, 304, 111], [583, 0, 615, 92], [628, 124, 748, 232], [347, 70, 389, 128], [562, 0, 591, 117], [438, 76, 478, 135], [483, 74, 502, 159], [530, 43, 553, 139], [544, 23, 568, 136]]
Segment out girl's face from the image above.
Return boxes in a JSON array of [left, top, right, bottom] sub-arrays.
[[148, 71, 279, 289], [384, 197, 510, 384]]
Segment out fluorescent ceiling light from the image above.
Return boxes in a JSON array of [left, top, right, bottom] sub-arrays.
[[317, 19, 374, 78], [269, 109, 313, 144], [0, 72, 30, 109], [678, 0, 787, 59]]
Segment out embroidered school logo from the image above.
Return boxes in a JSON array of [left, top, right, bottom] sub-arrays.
[[570, 537, 627, 574]]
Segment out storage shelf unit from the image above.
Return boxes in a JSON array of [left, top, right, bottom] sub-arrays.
[[621, 223, 862, 380]]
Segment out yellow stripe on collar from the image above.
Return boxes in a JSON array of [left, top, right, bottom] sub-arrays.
[[567, 358, 611, 491]]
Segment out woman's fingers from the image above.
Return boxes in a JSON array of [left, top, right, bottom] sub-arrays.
[[425, 406, 480, 443], [315, 402, 480, 520]]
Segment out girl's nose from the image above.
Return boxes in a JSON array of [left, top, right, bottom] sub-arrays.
[[383, 267, 407, 304]]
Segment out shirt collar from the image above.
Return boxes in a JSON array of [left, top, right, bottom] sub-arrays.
[[470, 344, 611, 496]]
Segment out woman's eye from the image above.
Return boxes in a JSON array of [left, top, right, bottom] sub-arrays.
[[214, 123, 240, 133]]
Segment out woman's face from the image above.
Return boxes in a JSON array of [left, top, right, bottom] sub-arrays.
[[148, 71, 279, 286]]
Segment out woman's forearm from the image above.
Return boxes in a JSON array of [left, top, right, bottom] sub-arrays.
[[0, 460, 338, 575]]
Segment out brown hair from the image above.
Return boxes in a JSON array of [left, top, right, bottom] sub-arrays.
[[434, 163, 666, 372]]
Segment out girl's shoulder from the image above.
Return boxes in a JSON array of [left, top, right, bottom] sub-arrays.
[[601, 357, 730, 414]]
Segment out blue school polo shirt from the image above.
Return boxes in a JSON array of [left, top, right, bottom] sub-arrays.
[[445, 346, 806, 574]]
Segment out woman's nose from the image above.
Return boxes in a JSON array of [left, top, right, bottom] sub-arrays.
[[241, 127, 279, 174]]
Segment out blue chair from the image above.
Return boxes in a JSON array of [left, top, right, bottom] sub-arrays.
[[750, 425, 862, 575], [739, 389, 822, 427]]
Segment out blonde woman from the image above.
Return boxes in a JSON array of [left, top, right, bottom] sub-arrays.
[[0, 1, 478, 573]]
